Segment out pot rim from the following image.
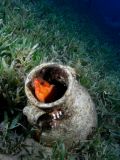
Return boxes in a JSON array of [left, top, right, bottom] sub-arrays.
[[25, 63, 74, 109]]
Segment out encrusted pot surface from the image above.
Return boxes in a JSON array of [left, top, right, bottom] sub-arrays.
[[23, 63, 97, 147]]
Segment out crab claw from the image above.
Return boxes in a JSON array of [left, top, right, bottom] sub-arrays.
[[50, 120, 61, 129], [50, 110, 63, 120]]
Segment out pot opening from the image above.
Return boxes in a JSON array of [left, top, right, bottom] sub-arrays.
[[28, 66, 68, 103]]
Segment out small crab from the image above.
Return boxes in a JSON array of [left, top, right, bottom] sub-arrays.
[[49, 109, 64, 128], [37, 109, 64, 130]]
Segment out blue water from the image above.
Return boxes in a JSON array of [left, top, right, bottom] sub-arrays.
[[55, 0, 120, 39], [54, 0, 120, 70]]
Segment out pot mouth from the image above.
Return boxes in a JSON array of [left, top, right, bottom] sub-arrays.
[[25, 63, 73, 108]]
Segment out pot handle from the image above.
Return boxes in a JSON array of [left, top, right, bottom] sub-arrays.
[[23, 105, 46, 125]]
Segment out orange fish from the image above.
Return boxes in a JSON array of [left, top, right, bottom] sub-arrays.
[[33, 78, 55, 102]]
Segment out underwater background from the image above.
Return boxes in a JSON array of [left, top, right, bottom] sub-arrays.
[[0, 0, 120, 159]]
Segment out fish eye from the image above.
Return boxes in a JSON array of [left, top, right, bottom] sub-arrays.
[[40, 81, 44, 85]]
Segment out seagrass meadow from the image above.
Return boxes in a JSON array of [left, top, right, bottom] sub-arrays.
[[0, 0, 120, 159]]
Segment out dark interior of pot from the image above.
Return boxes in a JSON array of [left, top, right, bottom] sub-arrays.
[[28, 65, 68, 103]]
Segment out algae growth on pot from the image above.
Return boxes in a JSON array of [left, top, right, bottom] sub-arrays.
[[23, 63, 97, 147]]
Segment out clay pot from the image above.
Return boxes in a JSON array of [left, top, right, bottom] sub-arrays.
[[23, 63, 97, 147]]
